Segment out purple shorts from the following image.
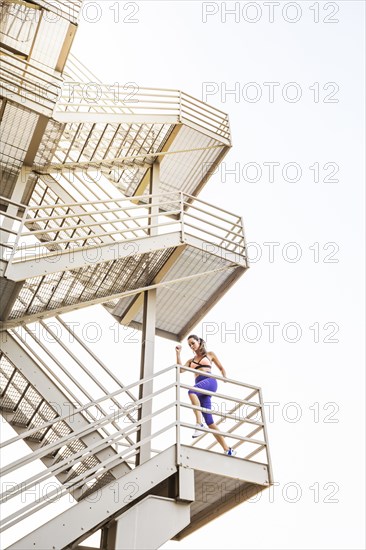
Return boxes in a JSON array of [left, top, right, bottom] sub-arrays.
[[188, 374, 218, 425]]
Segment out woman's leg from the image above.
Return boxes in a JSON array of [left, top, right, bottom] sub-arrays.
[[207, 422, 230, 451], [188, 392, 203, 424], [199, 379, 235, 453]]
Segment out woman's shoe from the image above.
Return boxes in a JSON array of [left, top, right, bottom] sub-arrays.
[[225, 448, 237, 456], [192, 423, 204, 438]]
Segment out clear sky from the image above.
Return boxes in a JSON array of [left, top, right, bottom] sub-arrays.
[[2, 1, 365, 549], [67, 2, 365, 548]]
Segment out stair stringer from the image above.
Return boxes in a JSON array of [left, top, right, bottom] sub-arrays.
[[6, 446, 178, 550], [0, 332, 131, 498]]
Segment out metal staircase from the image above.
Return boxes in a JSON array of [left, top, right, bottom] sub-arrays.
[[0, 1, 273, 548], [1, 325, 272, 549]]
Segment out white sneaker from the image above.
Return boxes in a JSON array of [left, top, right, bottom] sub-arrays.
[[192, 423, 204, 438], [225, 448, 237, 456]]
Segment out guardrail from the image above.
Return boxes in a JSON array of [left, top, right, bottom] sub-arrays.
[[56, 83, 231, 142], [0, 1, 39, 45], [33, 0, 82, 23], [0, 50, 62, 114], [0, 191, 246, 266], [0, 330, 272, 537]]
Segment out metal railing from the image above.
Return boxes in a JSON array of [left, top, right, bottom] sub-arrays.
[[0, 192, 246, 267], [0, 350, 272, 538], [32, 0, 83, 23], [56, 84, 231, 142], [0, 49, 62, 113], [0, 1, 39, 45]]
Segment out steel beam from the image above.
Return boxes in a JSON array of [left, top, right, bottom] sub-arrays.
[[108, 496, 190, 550], [54, 112, 179, 125], [6, 446, 177, 550], [0, 333, 130, 492], [4, 232, 182, 281], [179, 445, 269, 486], [136, 163, 160, 465]]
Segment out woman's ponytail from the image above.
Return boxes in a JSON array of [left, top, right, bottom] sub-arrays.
[[187, 334, 207, 355]]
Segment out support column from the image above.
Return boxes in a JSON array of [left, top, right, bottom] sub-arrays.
[[0, 168, 28, 318], [1, 166, 29, 243], [136, 162, 160, 465]]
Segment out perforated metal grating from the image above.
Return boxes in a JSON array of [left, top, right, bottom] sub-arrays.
[[66, 454, 101, 483], [0, 101, 38, 198], [79, 471, 116, 500], [27, 403, 71, 443], [12, 385, 43, 426], [0, 367, 28, 411], [8, 248, 175, 320], [110, 246, 244, 338], [50, 120, 174, 193], [159, 125, 226, 197], [53, 439, 87, 464], [0, 353, 72, 441], [0, 1, 39, 55], [33, 0, 82, 24]]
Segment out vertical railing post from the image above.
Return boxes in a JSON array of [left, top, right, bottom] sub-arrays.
[[8, 204, 29, 263], [180, 192, 185, 243], [258, 387, 274, 485], [240, 215, 249, 267], [176, 363, 181, 465], [136, 162, 159, 466], [178, 90, 182, 122]]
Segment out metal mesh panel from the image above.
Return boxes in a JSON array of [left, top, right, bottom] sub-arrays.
[[0, 369, 9, 393], [28, 401, 63, 441], [40, 413, 72, 445], [79, 470, 116, 500], [0, 370, 28, 411], [0, 1, 39, 54], [53, 121, 173, 196], [106, 294, 136, 318], [124, 246, 238, 334], [34, 119, 64, 167], [0, 101, 38, 198], [30, 15, 69, 69], [0, 354, 14, 384], [12, 386, 43, 426], [33, 0, 82, 24], [53, 439, 86, 464], [66, 454, 100, 482], [9, 248, 175, 319], [154, 266, 237, 334], [160, 125, 225, 197]]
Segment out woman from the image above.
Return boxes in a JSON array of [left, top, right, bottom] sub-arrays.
[[175, 334, 237, 456]]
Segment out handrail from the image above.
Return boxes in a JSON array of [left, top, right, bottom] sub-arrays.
[[56, 82, 231, 142], [2, 191, 247, 266], [32, 0, 82, 23], [0, 346, 272, 537], [0, 49, 62, 113]]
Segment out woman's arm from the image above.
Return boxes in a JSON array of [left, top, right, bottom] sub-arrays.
[[175, 345, 190, 373], [209, 351, 227, 378]]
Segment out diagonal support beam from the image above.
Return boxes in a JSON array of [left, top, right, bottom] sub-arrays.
[[0, 332, 130, 495], [37, 144, 225, 173], [113, 245, 187, 323], [6, 446, 177, 550]]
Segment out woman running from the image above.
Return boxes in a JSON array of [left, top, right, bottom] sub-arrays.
[[175, 334, 237, 456]]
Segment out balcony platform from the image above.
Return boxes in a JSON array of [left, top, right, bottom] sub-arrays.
[[1, 328, 272, 549], [3, 444, 270, 550], [0, 192, 247, 337], [174, 445, 269, 540], [0, 239, 247, 337]]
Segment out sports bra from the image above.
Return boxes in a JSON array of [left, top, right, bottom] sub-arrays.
[[190, 354, 212, 370]]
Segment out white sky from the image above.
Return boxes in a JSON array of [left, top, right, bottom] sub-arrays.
[[68, 2, 366, 548], [2, 1, 365, 549]]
